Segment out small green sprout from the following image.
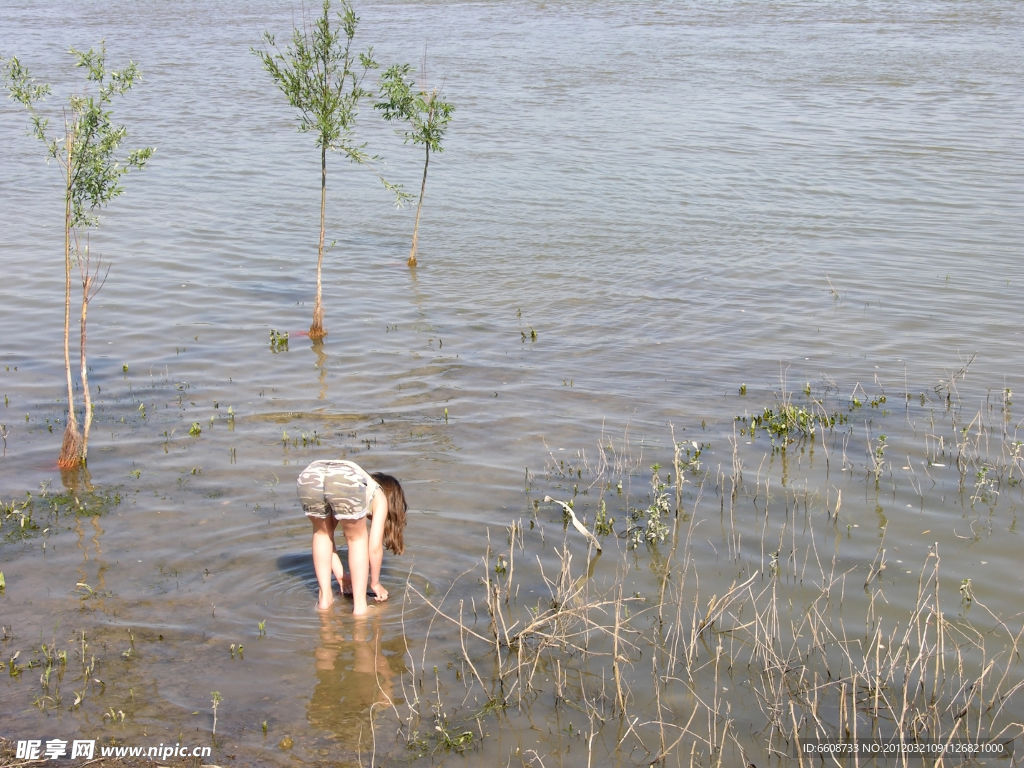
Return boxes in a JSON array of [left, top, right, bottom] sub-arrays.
[[269, 329, 289, 352], [594, 500, 615, 536], [211, 691, 223, 734]]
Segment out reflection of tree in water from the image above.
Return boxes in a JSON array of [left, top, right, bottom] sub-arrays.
[[60, 467, 109, 594], [307, 612, 407, 747], [75, 515, 108, 594], [61, 465, 94, 495], [312, 339, 328, 401]]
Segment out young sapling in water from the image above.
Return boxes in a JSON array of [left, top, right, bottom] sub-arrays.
[[1, 47, 153, 468], [254, 0, 408, 339], [376, 58, 454, 267]]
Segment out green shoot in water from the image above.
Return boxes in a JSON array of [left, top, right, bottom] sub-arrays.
[[211, 691, 222, 734]]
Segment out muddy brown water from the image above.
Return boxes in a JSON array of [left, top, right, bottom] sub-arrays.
[[1, 1, 1023, 765]]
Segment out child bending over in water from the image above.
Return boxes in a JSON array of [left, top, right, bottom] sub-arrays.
[[297, 459, 407, 614]]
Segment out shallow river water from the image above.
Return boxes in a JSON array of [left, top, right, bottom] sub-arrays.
[[1, 1, 1023, 766]]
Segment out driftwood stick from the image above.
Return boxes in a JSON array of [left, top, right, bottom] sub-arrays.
[[544, 496, 602, 552]]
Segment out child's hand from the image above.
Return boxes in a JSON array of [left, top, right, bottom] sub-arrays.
[[370, 582, 389, 602]]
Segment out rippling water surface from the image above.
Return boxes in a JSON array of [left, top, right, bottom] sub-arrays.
[[1, 1, 1022, 764]]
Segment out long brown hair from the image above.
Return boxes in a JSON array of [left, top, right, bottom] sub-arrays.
[[371, 472, 407, 555]]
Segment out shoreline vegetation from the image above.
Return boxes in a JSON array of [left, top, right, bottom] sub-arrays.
[[2, 374, 1023, 765], [354, 378, 1024, 766]]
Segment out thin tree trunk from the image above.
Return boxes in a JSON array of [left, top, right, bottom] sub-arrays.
[[310, 143, 327, 340], [408, 144, 429, 268], [64, 151, 75, 423], [80, 263, 92, 464], [58, 127, 82, 469]]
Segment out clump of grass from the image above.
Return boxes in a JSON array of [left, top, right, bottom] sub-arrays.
[[282, 429, 322, 448], [269, 328, 289, 352], [1, 498, 39, 542], [675, 441, 706, 474], [628, 467, 671, 547], [593, 499, 614, 536], [748, 402, 840, 442], [432, 721, 473, 752], [868, 430, 888, 480], [1, 484, 122, 544], [4, 626, 152, 725]]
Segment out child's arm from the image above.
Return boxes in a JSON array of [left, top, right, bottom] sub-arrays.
[[332, 551, 352, 595], [367, 491, 388, 601]]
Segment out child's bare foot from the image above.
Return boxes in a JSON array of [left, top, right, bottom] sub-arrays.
[[316, 588, 334, 611], [341, 574, 353, 596], [352, 593, 370, 615]]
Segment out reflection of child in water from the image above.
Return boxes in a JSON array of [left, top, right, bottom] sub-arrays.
[[307, 611, 406, 743], [297, 460, 407, 614]]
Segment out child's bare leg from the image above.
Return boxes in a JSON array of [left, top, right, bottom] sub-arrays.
[[326, 516, 349, 593], [339, 517, 369, 615], [311, 516, 337, 610]]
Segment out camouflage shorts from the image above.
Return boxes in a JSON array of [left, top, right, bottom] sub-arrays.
[[297, 460, 379, 520]]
